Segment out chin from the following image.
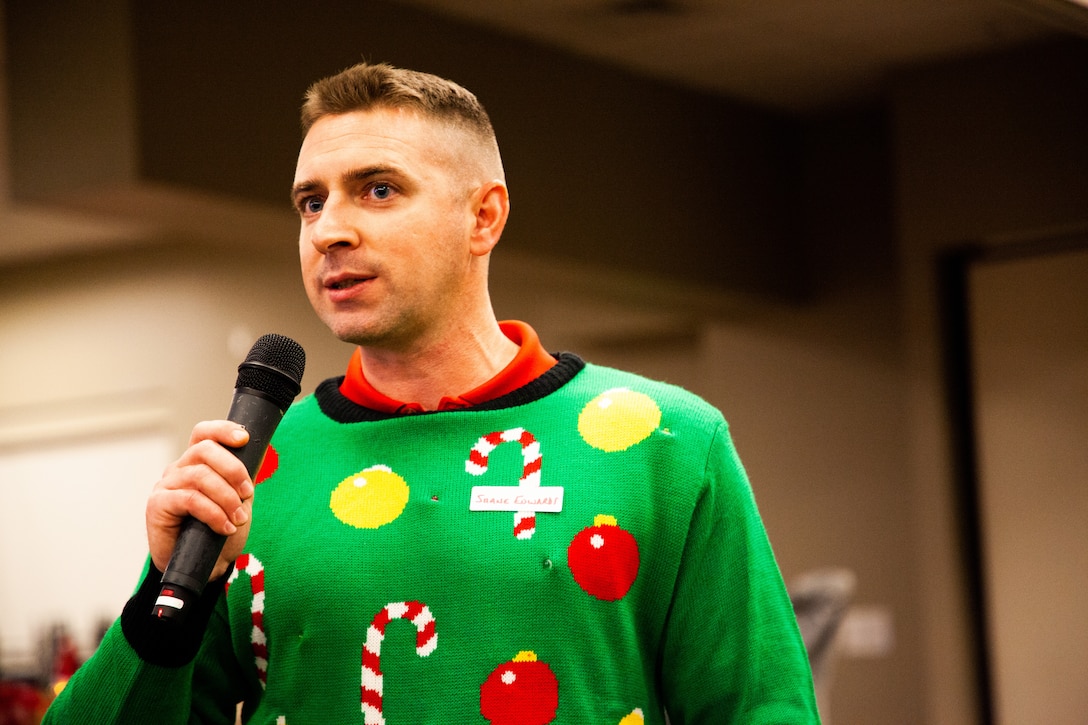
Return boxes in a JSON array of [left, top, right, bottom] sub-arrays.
[[322, 311, 421, 350], [332, 328, 377, 346], [330, 323, 395, 348]]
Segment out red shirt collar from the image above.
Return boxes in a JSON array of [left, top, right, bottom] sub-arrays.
[[339, 321, 557, 414]]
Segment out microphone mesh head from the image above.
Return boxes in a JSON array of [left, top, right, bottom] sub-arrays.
[[235, 334, 306, 409]]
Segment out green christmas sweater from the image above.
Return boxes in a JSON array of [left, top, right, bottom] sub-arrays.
[[46, 355, 819, 724]]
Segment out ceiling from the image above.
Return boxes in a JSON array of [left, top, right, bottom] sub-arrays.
[[1, 0, 1085, 272], [396, 0, 1087, 112]]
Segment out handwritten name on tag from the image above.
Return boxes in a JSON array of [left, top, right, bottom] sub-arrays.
[[470, 486, 565, 513]]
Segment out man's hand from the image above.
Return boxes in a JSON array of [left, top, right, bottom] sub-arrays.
[[146, 421, 255, 582]]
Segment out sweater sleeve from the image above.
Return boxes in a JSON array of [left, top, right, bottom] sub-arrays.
[[42, 564, 243, 724], [659, 421, 820, 724]]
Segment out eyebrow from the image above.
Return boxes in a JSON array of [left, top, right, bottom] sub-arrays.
[[290, 165, 402, 206]]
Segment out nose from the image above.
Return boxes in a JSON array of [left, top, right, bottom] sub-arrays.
[[308, 196, 360, 254]]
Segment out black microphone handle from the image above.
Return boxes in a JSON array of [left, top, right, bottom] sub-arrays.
[[153, 389, 286, 622]]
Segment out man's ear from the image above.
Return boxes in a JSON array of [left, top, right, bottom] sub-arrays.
[[469, 181, 510, 257]]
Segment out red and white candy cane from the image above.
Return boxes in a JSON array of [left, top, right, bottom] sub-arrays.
[[226, 553, 268, 689], [466, 428, 542, 539], [361, 601, 438, 725]]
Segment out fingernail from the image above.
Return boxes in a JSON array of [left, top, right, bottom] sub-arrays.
[[230, 428, 248, 444], [233, 507, 249, 525], [240, 482, 255, 499], [224, 521, 238, 535]]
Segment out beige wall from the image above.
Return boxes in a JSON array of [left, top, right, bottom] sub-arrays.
[[970, 248, 1088, 723], [893, 39, 1088, 724], [0, 241, 348, 451]]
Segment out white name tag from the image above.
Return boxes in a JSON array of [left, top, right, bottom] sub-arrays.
[[470, 486, 565, 512]]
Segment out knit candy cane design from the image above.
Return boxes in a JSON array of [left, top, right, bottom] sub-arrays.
[[361, 601, 438, 725], [466, 428, 542, 539], [226, 553, 268, 688]]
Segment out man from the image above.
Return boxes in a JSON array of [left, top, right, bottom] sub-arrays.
[[45, 63, 819, 723]]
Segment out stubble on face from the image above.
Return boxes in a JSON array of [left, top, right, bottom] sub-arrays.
[[296, 109, 495, 354]]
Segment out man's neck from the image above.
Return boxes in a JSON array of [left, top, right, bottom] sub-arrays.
[[356, 320, 519, 411]]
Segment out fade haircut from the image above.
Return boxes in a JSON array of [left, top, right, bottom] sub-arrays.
[[301, 62, 498, 150]]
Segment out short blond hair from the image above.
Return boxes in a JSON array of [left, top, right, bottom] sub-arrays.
[[301, 62, 496, 143]]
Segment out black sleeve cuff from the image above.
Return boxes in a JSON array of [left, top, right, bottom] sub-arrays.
[[120, 562, 234, 668]]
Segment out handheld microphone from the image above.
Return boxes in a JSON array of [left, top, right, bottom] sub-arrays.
[[153, 333, 306, 623]]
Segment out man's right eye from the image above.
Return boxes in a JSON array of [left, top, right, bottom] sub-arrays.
[[304, 197, 325, 214]]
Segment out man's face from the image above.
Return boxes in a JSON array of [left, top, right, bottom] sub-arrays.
[[292, 107, 480, 351]]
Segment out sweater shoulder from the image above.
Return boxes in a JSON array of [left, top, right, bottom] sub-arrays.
[[575, 362, 726, 427]]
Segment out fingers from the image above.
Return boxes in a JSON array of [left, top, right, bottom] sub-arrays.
[[147, 421, 256, 572], [188, 419, 250, 457], [174, 438, 254, 501]]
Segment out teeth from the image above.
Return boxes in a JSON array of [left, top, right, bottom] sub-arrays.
[[331, 279, 360, 290]]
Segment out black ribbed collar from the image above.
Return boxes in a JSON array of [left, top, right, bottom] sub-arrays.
[[314, 352, 586, 423]]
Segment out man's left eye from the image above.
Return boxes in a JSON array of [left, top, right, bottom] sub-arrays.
[[371, 184, 393, 200]]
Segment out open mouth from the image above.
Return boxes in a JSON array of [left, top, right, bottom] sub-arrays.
[[327, 276, 371, 290]]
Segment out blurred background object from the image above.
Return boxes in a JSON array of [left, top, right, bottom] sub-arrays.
[[790, 568, 857, 724]]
